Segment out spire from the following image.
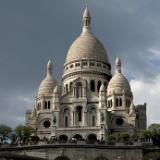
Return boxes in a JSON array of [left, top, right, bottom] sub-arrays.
[[82, 5, 91, 33], [47, 58, 53, 76], [115, 56, 121, 74]]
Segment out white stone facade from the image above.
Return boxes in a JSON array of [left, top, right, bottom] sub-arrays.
[[26, 7, 146, 141]]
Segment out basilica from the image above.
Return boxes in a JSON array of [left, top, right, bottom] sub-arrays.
[[26, 7, 146, 141]]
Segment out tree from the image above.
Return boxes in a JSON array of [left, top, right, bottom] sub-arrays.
[[8, 132, 18, 143], [106, 135, 116, 141], [130, 134, 138, 141], [141, 130, 151, 141], [0, 124, 12, 143], [118, 133, 130, 142], [14, 125, 35, 143], [148, 123, 160, 147]]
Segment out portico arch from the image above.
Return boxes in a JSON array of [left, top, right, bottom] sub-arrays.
[[58, 135, 68, 141], [73, 134, 82, 140], [87, 134, 97, 141], [54, 156, 70, 160]]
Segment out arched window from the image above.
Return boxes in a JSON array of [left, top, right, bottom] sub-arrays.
[[76, 106, 82, 121], [65, 116, 68, 127], [64, 108, 69, 127], [77, 82, 82, 98], [128, 100, 130, 107], [48, 101, 50, 109], [119, 98, 122, 106], [66, 84, 68, 93], [126, 99, 128, 107], [116, 99, 118, 107], [108, 101, 110, 107], [92, 115, 95, 126], [90, 80, 95, 92], [97, 81, 101, 92], [44, 101, 47, 109], [91, 107, 96, 126], [110, 100, 112, 107]]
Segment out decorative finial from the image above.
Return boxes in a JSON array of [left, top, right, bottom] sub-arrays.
[[47, 58, 53, 76], [82, 5, 91, 34], [115, 55, 121, 74]]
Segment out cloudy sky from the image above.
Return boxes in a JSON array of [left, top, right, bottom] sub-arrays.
[[0, 0, 160, 128]]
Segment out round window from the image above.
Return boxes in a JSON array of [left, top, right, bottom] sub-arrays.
[[43, 120, 51, 128], [116, 117, 124, 126]]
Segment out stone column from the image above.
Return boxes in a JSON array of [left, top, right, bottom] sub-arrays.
[[112, 93, 116, 110], [83, 110, 87, 126]]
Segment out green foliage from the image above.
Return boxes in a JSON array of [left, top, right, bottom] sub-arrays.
[[130, 134, 138, 140], [14, 125, 35, 143], [141, 130, 151, 139], [0, 124, 12, 143], [148, 123, 160, 147], [31, 135, 39, 141], [106, 135, 116, 141], [118, 133, 130, 141], [8, 132, 18, 143], [148, 123, 160, 133]]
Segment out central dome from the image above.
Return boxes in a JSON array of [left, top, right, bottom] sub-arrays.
[[65, 7, 108, 64], [65, 32, 108, 63]]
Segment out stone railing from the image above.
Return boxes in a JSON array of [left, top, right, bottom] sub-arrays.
[[0, 140, 155, 148]]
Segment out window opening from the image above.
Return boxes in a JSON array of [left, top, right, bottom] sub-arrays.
[[90, 80, 95, 92]]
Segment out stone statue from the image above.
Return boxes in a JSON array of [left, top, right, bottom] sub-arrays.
[[52, 113, 56, 124], [100, 111, 104, 123]]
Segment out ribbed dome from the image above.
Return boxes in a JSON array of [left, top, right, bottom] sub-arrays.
[[38, 59, 57, 96], [107, 73, 131, 94], [65, 33, 108, 63], [65, 7, 108, 64], [38, 76, 57, 96], [107, 57, 131, 94]]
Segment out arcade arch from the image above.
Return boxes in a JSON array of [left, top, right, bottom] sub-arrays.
[[58, 135, 68, 141], [87, 134, 97, 141]]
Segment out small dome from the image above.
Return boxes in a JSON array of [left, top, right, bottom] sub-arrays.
[[38, 59, 58, 96], [107, 73, 131, 94], [38, 76, 57, 96], [54, 84, 62, 94], [107, 57, 131, 94], [99, 83, 106, 92]]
